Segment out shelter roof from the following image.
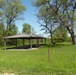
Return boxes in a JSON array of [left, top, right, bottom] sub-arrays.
[[4, 34, 46, 39]]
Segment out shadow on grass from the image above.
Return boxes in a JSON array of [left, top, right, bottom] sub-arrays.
[[5, 44, 45, 50], [3, 42, 73, 50], [6, 44, 39, 49]]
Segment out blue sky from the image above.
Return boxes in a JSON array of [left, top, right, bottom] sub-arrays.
[[16, 0, 45, 36]]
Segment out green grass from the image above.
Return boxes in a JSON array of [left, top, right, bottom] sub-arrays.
[[0, 42, 76, 75]]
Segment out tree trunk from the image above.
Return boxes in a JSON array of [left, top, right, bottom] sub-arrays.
[[50, 32, 55, 44], [70, 33, 76, 45], [51, 32, 53, 44], [70, 10, 76, 45], [66, 27, 76, 45]]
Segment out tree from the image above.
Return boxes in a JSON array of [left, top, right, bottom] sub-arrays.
[[31, 27, 36, 35], [10, 24, 18, 35], [53, 25, 68, 42], [33, 0, 76, 45], [0, 22, 5, 45], [5, 24, 18, 45], [22, 23, 31, 34], [6, 24, 18, 36], [35, 5, 57, 44], [0, 0, 25, 31]]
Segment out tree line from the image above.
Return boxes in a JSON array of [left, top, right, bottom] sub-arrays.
[[0, 0, 76, 46]]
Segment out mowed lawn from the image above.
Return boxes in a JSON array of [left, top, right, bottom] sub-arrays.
[[0, 42, 76, 75]]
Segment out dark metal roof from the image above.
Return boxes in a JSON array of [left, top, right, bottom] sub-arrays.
[[4, 34, 46, 39]]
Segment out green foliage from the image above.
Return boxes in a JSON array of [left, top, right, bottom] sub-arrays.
[[36, 5, 56, 44], [0, 0, 25, 46], [9, 24, 18, 35], [6, 24, 18, 46], [0, 12, 3, 17], [0, 23, 18, 46], [0, 23, 5, 46], [5, 24, 18, 36], [22, 23, 31, 34], [33, 0, 76, 45], [0, 0, 26, 30], [53, 25, 68, 42], [0, 42, 76, 74], [33, 0, 49, 6], [37, 5, 49, 19], [65, 37, 72, 42]]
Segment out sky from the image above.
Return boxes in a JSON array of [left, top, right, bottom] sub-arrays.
[[16, 0, 45, 36]]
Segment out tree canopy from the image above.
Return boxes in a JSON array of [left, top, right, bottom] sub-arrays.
[[0, 0, 26, 30], [0, 0, 26, 46], [22, 23, 31, 34], [33, 0, 76, 45]]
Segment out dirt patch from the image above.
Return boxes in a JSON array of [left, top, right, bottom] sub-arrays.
[[0, 73, 15, 75]]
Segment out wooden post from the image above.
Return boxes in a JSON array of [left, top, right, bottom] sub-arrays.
[[44, 38, 46, 45], [23, 39, 25, 46], [29, 39, 32, 49], [16, 39, 17, 47], [42, 39, 43, 45], [4, 39, 6, 50], [48, 47, 50, 62], [29, 39, 30, 46], [37, 39, 39, 45]]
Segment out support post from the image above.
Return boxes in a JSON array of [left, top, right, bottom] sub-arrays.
[[29, 39, 32, 49], [42, 39, 43, 45], [16, 39, 17, 47], [44, 38, 46, 45], [37, 39, 39, 46], [23, 39, 25, 46]]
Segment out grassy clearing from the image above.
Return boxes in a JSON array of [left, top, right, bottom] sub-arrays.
[[0, 42, 76, 75]]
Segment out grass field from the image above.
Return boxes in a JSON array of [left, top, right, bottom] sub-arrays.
[[0, 42, 76, 75]]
